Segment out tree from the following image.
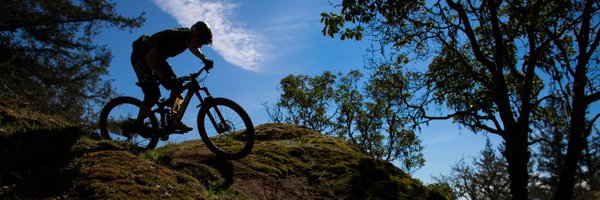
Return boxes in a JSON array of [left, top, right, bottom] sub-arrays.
[[544, 0, 600, 198], [321, 0, 599, 199], [531, 99, 600, 199], [363, 63, 424, 171], [436, 139, 511, 200], [435, 100, 598, 199], [267, 70, 424, 173], [0, 0, 144, 121], [274, 72, 337, 133]]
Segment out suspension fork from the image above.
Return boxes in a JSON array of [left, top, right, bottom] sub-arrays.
[[196, 88, 229, 133]]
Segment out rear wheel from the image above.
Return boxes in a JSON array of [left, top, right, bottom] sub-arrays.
[[198, 98, 254, 160], [99, 96, 159, 149]]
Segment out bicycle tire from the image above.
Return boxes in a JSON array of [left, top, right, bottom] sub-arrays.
[[99, 96, 159, 149], [197, 97, 254, 160]]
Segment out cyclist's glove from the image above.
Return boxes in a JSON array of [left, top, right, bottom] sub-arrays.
[[203, 59, 214, 69]]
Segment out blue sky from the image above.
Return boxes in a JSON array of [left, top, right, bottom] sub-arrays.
[[96, 0, 501, 184]]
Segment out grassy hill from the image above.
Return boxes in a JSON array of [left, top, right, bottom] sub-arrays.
[[0, 103, 449, 199]]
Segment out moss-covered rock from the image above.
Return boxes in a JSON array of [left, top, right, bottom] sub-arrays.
[[74, 150, 209, 199], [157, 123, 447, 200]]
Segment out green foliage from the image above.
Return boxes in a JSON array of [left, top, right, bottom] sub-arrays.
[[276, 72, 337, 133], [321, 0, 424, 45], [267, 70, 424, 173], [0, 0, 144, 122]]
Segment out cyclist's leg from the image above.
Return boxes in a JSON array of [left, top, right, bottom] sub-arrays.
[[125, 80, 160, 137], [136, 80, 160, 123], [156, 60, 192, 132], [156, 60, 183, 104], [131, 50, 160, 131]]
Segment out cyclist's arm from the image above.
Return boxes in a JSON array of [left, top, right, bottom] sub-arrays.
[[188, 46, 208, 63], [145, 47, 166, 79]]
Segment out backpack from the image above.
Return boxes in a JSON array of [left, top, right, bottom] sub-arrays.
[[132, 34, 151, 53]]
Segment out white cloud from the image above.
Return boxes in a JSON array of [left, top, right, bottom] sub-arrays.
[[152, 0, 265, 72]]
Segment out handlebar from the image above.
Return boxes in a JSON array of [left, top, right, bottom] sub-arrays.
[[178, 64, 212, 82]]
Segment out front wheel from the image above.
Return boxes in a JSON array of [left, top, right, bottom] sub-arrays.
[[198, 98, 254, 160], [98, 96, 159, 149]]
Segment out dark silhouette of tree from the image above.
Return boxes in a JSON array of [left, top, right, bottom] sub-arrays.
[[544, 1, 600, 198], [0, 0, 144, 121], [434, 101, 598, 199], [321, 0, 599, 199], [530, 99, 600, 199], [266, 70, 424, 173], [436, 139, 511, 200]]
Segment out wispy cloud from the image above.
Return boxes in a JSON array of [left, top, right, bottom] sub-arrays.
[[152, 0, 265, 72]]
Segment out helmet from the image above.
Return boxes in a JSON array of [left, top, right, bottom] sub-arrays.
[[191, 21, 212, 45]]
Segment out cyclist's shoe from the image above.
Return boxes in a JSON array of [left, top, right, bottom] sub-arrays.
[[174, 122, 193, 133]]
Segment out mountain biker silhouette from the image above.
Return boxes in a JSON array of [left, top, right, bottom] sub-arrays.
[[130, 21, 214, 134]]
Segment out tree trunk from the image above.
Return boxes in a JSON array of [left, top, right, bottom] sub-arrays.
[[503, 126, 530, 200], [554, 128, 585, 200], [554, 62, 588, 200]]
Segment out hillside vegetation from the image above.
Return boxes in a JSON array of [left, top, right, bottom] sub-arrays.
[[0, 103, 448, 199]]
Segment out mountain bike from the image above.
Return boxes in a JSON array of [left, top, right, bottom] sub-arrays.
[[98, 65, 254, 160]]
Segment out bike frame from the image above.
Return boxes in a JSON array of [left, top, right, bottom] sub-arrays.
[[151, 67, 228, 136]]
